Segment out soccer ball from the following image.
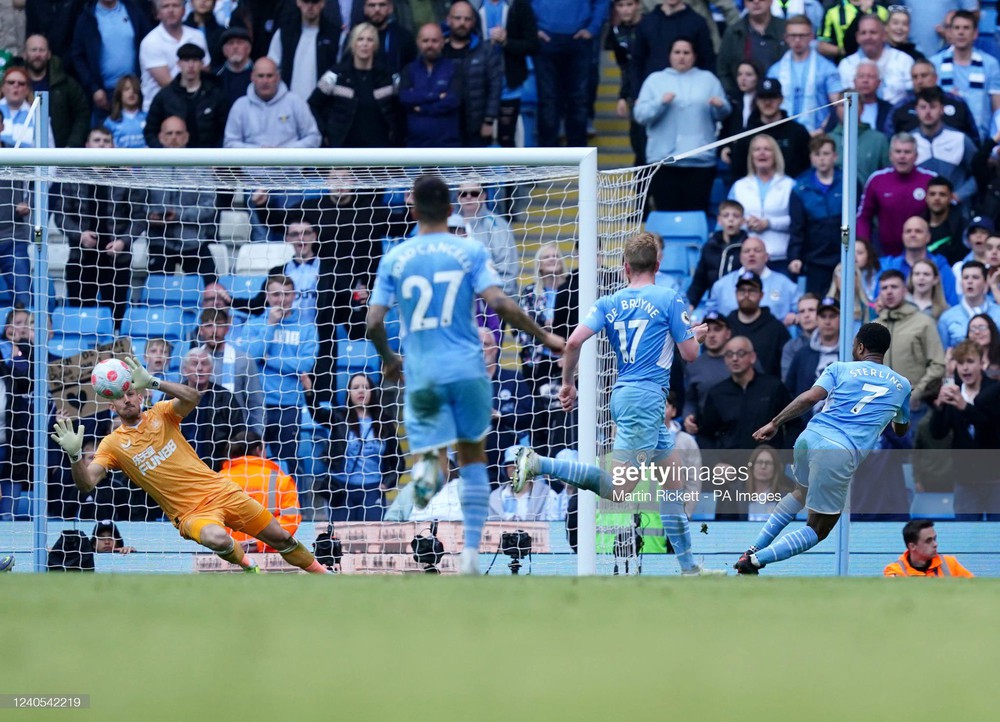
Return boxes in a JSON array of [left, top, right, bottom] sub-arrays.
[[92, 358, 133, 400]]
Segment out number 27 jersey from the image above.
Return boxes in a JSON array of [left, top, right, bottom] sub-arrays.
[[371, 231, 501, 388], [808, 361, 912, 455], [582, 284, 693, 391]]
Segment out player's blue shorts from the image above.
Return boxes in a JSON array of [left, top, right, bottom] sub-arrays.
[[610, 385, 673, 464], [792, 428, 857, 514], [404, 376, 492, 454]]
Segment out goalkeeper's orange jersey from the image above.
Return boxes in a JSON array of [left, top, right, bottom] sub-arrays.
[[93, 401, 241, 523]]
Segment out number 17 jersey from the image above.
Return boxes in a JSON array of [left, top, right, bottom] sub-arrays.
[[371, 231, 501, 388], [581, 283, 693, 392], [808, 361, 912, 456]]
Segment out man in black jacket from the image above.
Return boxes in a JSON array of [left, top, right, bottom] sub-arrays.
[[268, 0, 342, 101], [442, 1, 502, 147], [696, 335, 793, 454], [364, 0, 418, 75], [144, 43, 225, 147], [23, 35, 90, 148], [724, 271, 791, 378], [477, 0, 538, 148], [729, 78, 812, 181]]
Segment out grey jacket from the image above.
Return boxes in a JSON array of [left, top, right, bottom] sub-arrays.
[[147, 168, 217, 253]]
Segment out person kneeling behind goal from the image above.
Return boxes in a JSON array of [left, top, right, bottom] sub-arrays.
[[51, 357, 328, 574]]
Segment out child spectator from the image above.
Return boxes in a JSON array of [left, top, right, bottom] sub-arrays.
[[103, 75, 147, 148], [687, 200, 747, 309]]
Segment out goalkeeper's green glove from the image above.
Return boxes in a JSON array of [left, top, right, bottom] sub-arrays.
[[50, 419, 84, 463], [124, 356, 160, 391]]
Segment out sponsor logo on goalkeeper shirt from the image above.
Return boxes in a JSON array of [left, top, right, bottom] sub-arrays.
[[132, 439, 178, 475]]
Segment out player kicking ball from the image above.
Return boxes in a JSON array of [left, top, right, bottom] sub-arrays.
[[512, 232, 724, 576], [51, 357, 329, 574], [734, 323, 911, 574]]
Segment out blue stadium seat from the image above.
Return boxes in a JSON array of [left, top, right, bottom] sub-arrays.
[[659, 240, 700, 276], [218, 274, 265, 302], [645, 211, 709, 244], [141, 274, 203, 308], [121, 306, 189, 342], [910, 493, 955, 520], [49, 335, 97, 358], [338, 337, 380, 372], [51, 306, 114, 344]]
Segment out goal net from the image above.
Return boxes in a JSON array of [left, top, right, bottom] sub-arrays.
[[0, 146, 645, 575]]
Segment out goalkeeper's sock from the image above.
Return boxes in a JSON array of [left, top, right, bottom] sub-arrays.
[[749, 493, 804, 553], [659, 500, 696, 571], [538, 456, 613, 498], [279, 540, 329, 573], [459, 462, 490, 551], [218, 539, 254, 569], [753, 526, 820, 566]]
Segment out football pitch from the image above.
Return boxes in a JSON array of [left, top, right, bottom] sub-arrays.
[[4, 576, 998, 721]]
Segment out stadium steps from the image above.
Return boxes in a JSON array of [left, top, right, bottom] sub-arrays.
[[595, 58, 633, 170]]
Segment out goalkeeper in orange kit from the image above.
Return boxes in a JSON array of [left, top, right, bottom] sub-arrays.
[[50, 357, 328, 574]]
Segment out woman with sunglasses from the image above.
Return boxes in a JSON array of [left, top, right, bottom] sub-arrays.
[[885, 5, 923, 61], [456, 181, 519, 297]]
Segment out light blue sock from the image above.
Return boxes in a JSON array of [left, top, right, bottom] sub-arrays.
[[538, 456, 613, 498], [753, 526, 820, 566], [750, 493, 804, 553], [659, 500, 696, 571], [459, 462, 490, 551]]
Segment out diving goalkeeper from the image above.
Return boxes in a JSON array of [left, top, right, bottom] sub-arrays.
[[51, 357, 328, 573]]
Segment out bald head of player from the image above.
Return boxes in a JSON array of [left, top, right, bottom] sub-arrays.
[[412, 173, 452, 228], [623, 232, 659, 280], [853, 322, 891, 362]]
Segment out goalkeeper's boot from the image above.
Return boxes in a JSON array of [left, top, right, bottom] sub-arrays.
[[459, 547, 480, 576], [681, 564, 727, 577], [412, 451, 444, 510], [734, 551, 762, 575], [0, 554, 14, 572], [512, 447, 540, 494], [243, 564, 262, 574]]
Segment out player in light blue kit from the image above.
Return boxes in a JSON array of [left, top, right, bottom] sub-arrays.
[[512, 233, 722, 575], [734, 322, 912, 574], [366, 174, 564, 575]]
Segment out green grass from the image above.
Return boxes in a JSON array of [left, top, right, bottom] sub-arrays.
[[3, 576, 999, 721]]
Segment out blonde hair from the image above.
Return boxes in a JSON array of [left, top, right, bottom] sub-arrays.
[[906, 258, 950, 319], [747, 134, 785, 177], [533, 242, 566, 291], [827, 263, 872, 322], [349, 22, 379, 56]]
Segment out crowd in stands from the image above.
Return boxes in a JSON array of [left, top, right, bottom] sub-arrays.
[[3, 0, 1000, 527]]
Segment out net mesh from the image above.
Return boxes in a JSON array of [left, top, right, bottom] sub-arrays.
[[0, 156, 633, 575]]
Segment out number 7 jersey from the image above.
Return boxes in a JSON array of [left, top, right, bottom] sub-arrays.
[[808, 361, 912, 456], [581, 283, 693, 392], [371, 231, 502, 388]]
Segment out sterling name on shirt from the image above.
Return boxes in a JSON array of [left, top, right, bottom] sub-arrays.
[[849, 365, 906, 390]]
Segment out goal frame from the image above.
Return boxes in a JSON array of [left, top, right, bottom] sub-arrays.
[[4, 146, 601, 575]]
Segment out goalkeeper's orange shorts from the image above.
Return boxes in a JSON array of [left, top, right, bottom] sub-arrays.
[[176, 485, 275, 545]]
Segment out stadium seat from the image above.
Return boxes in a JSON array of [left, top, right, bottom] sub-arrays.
[[658, 239, 700, 275], [131, 236, 148, 274], [645, 211, 709, 244], [218, 210, 252, 245], [208, 243, 232, 276], [234, 242, 293, 275], [141, 274, 203, 308], [51, 306, 114, 344], [337, 336, 380, 373], [121, 306, 189, 342], [910, 493, 955, 520], [49, 334, 98, 358], [47, 241, 69, 280], [218, 274, 265, 301]]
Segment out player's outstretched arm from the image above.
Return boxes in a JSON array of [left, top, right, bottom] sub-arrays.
[[480, 286, 565, 354], [677, 323, 709, 363], [557, 325, 596, 411], [753, 385, 829, 441], [365, 303, 403, 382], [50, 419, 106, 493], [124, 356, 201, 418]]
